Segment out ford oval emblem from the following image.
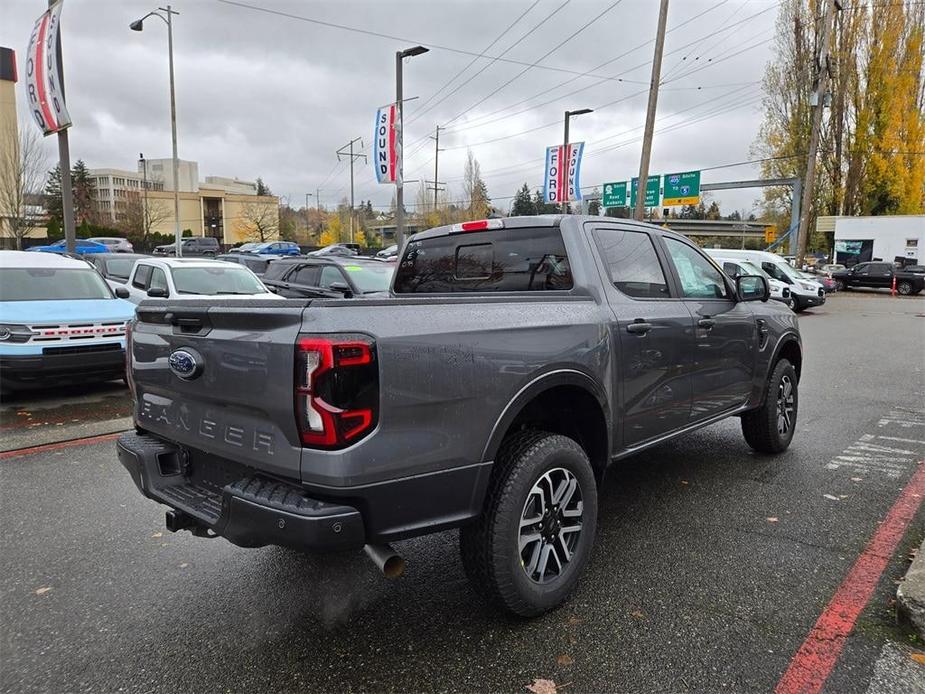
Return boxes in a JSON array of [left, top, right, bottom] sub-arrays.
[[168, 349, 202, 380]]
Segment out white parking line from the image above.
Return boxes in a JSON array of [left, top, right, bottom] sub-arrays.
[[825, 415, 925, 479]]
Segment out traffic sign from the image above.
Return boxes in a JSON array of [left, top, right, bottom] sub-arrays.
[[662, 170, 701, 206], [602, 181, 627, 208], [764, 225, 777, 244], [631, 175, 660, 208]]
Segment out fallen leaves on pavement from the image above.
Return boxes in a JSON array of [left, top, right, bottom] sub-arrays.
[[556, 655, 573, 667], [33, 587, 52, 595], [526, 678, 557, 694]]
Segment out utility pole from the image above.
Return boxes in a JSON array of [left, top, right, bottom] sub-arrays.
[[634, 0, 670, 222], [141, 153, 148, 235], [336, 137, 366, 243], [425, 125, 446, 212], [796, 0, 838, 268]]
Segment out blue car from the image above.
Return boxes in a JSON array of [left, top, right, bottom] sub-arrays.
[[247, 241, 300, 256], [26, 239, 110, 254], [0, 251, 136, 393]]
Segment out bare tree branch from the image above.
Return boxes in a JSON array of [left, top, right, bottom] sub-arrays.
[[0, 127, 49, 249]]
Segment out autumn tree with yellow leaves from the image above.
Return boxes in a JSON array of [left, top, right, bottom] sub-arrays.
[[756, 0, 924, 241]]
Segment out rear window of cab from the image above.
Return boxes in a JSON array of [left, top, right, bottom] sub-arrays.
[[393, 227, 573, 293]]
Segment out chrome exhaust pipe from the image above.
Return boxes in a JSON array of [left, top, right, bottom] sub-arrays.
[[364, 543, 405, 579]]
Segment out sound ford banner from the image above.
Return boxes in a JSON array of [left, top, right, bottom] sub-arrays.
[[25, 0, 71, 136], [374, 104, 399, 184], [543, 142, 584, 204]]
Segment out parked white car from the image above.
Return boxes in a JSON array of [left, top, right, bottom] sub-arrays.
[[121, 258, 284, 304], [709, 254, 794, 309]]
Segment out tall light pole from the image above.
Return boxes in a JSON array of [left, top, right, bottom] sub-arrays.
[[395, 45, 429, 250], [562, 109, 593, 214], [131, 5, 182, 257], [140, 152, 148, 236]]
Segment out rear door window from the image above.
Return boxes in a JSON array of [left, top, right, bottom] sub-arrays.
[[293, 265, 321, 286], [592, 228, 669, 299], [394, 226, 572, 293]]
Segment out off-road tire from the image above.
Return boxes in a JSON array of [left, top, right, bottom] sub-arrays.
[[741, 358, 798, 454], [460, 430, 597, 617]]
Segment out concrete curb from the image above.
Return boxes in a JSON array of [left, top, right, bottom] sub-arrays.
[[897, 538, 925, 639], [0, 416, 133, 453]]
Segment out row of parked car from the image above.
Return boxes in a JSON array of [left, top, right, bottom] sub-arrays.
[[1, 231, 833, 395], [0, 241, 399, 394]]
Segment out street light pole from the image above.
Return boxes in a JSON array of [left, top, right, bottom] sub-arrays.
[[394, 45, 429, 250], [562, 109, 593, 214], [131, 5, 182, 256]]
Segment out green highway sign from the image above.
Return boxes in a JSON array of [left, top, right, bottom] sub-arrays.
[[662, 170, 701, 206], [602, 181, 627, 208], [631, 175, 660, 208]]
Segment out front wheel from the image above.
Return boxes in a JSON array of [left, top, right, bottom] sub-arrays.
[[786, 296, 796, 311], [835, 279, 846, 291], [460, 431, 598, 617], [741, 359, 798, 454]]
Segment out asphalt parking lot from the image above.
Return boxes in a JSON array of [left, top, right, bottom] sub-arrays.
[[2, 292, 924, 693]]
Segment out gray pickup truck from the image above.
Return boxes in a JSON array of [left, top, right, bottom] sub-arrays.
[[117, 216, 802, 616]]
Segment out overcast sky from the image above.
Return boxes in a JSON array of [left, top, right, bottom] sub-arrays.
[[1, 0, 780, 214]]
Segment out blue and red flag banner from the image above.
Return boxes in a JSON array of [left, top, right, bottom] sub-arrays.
[[25, 0, 71, 136], [374, 103, 400, 184], [543, 142, 584, 204]]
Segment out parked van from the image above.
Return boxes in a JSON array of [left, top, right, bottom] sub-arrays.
[[705, 249, 825, 312], [709, 253, 794, 309]]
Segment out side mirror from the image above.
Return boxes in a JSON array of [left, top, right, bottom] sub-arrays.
[[736, 275, 769, 302], [329, 281, 353, 298], [147, 287, 169, 298], [114, 287, 131, 299]]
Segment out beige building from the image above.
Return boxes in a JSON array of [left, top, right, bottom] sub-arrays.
[[89, 158, 279, 246], [0, 47, 46, 245]]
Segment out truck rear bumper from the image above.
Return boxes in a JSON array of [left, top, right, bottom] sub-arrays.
[[117, 431, 365, 552]]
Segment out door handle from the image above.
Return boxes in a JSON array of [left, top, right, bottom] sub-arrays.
[[626, 320, 652, 335], [698, 317, 716, 329]]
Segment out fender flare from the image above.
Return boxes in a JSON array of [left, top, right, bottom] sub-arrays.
[[769, 332, 802, 378], [481, 368, 611, 463]]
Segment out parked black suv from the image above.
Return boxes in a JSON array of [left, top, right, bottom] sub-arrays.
[[215, 253, 277, 277], [261, 256, 394, 298], [153, 237, 220, 257]]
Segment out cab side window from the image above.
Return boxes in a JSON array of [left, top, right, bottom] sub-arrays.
[[663, 238, 730, 299], [592, 228, 669, 299], [319, 265, 346, 288], [132, 264, 152, 289], [723, 261, 743, 277]]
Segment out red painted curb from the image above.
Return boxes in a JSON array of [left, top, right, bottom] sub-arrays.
[[775, 460, 925, 694], [0, 432, 124, 460]]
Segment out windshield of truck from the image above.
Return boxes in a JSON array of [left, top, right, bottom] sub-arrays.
[[170, 266, 268, 295], [394, 226, 572, 293], [339, 263, 394, 293], [0, 268, 114, 301]]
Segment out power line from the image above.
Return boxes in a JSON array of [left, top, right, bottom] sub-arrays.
[[440, 0, 628, 129], [215, 0, 663, 83], [437, 2, 777, 137], [407, 0, 565, 126]]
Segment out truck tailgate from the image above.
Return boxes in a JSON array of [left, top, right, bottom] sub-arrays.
[[131, 300, 309, 480]]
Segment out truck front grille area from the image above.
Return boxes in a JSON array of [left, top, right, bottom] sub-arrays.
[[25, 321, 128, 344], [42, 343, 123, 356]]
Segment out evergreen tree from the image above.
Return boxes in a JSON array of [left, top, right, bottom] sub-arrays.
[[511, 183, 536, 216], [532, 189, 558, 215], [44, 164, 62, 223], [70, 160, 96, 224], [256, 177, 271, 196], [588, 186, 601, 216]]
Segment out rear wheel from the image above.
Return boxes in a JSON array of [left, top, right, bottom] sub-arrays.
[[741, 359, 798, 454], [460, 431, 597, 617], [897, 280, 913, 295], [834, 279, 846, 291]]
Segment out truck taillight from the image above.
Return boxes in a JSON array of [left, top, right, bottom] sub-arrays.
[[295, 335, 378, 449]]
